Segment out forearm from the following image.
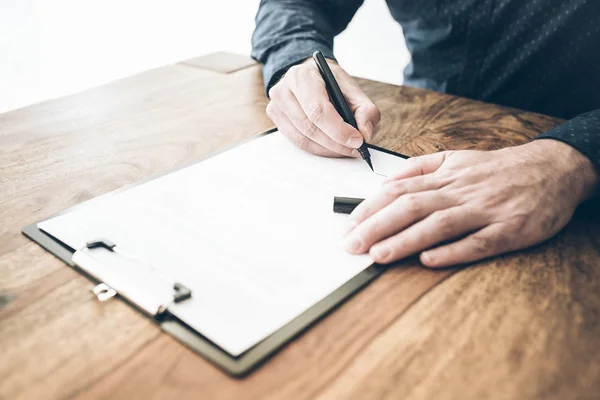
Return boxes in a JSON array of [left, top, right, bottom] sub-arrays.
[[251, 0, 363, 93]]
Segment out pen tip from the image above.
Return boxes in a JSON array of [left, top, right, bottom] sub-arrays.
[[367, 159, 374, 171]]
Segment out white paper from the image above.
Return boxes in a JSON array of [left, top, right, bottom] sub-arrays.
[[39, 132, 408, 356]]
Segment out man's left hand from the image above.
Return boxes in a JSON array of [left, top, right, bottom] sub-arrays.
[[344, 139, 598, 267]]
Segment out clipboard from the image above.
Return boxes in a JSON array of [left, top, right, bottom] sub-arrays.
[[22, 129, 409, 377]]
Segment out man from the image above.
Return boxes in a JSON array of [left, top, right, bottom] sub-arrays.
[[251, 0, 599, 267]]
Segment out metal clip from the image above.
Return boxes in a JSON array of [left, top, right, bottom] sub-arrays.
[[75, 238, 192, 316], [173, 282, 192, 303]]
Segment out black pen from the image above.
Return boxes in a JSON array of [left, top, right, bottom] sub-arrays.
[[312, 51, 374, 171]]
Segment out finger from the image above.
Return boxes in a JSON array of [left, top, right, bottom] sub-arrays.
[[324, 66, 380, 142], [347, 174, 446, 229], [270, 86, 359, 158], [344, 191, 456, 254], [419, 223, 513, 268], [367, 206, 487, 264], [266, 102, 342, 157], [386, 151, 453, 181], [287, 67, 365, 148], [353, 101, 380, 142]]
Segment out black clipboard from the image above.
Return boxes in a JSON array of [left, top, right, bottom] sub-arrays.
[[22, 129, 409, 377]]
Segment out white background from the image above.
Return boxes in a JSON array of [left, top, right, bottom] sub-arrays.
[[0, 0, 409, 114]]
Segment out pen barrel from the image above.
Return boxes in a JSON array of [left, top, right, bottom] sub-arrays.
[[312, 51, 357, 129], [313, 51, 372, 170]]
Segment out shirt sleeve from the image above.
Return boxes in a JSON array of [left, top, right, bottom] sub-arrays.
[[535, 109, 600, 170], [251, 0, 364, 95]]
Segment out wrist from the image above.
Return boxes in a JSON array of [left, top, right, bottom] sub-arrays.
[[527, 139, 599, 204], [269, 56, 338, 94]]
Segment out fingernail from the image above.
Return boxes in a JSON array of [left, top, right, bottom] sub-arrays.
[[372, 246, 390, 262], [365, 121, 373, 140], [346, 136, 363, 148], [344, 234, 362, 253], [421, 252, 432, 265]]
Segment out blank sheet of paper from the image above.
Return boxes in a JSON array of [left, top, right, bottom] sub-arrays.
[[39, 132, 408, 356]]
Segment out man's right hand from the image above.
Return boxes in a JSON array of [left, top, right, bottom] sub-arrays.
[[266, 58, 381, 157]]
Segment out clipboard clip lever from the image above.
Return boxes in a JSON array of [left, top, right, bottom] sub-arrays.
[[91, 282, 191, 304], [76, 238, 192, 316], [92, 283, 117, 302]]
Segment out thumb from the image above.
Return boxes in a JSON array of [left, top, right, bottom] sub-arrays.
[[353, 101, 381, 142], [387, 151, 453, 181]]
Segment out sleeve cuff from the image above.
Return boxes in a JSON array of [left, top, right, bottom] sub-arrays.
[[533, 110, 600, 170]]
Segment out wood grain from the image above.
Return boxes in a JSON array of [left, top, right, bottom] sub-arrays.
[[75, 265, 452, 400], [0, 57, 272, 400], [315, 207, 600, 400], [1, 52, 598, 400]]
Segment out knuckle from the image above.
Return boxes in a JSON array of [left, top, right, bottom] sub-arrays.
[[433, 211, 454, 236], [494, 232, 513, 252], [462, 166, 480, 179], [301, 118, 318, 139], [366, 215, 385, 235], [368, 103, 381, 122], [540, 210, 564, 234], [405, 176, 428, 192], [351, 206, 368, 222], [402, 194, 422, 214], [308, 69, 322, 81], [294, 135, 310, 152], [306, 102, 325, 123], [472, 234, 495, 255], [383, 180, 406, 197], [510, 214, 528, 231]]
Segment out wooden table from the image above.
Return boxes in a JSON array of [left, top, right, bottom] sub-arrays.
[[1, 52, 599, 400]]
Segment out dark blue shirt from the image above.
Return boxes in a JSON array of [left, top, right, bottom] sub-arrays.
[[251, 0, 600, 169]]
